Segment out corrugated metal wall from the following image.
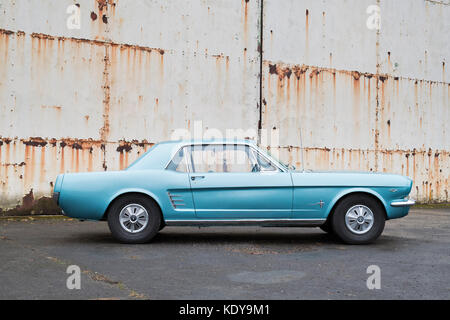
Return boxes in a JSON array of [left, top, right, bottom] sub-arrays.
[[0, 0, 448, 214]]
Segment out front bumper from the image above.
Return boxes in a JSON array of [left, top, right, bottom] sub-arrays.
[[391, 198, 416, 207]]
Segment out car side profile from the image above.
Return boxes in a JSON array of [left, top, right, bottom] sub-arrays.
[[53, 140, 415, 244]]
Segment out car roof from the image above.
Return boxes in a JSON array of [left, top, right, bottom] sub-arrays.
[[126, 139, 259, 171]]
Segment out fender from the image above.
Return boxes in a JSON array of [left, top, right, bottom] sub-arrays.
[[325, 187, 388, 218], [103, 187, 164, 219]]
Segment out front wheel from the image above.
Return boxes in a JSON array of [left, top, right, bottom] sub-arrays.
[[331, 195, 385, 244], [107, 195, 161, 244]]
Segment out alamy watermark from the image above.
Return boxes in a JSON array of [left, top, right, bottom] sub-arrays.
[[366, 5, 381, 31], [66, 265, 81, 290], [169, 120, 281, 164], [366, 265, 381, 290], [66, 4, 81, 30]]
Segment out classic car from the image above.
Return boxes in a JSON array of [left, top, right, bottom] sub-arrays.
[[53, 140, 415, 244]]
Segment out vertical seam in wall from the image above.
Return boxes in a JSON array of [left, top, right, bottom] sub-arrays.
[[257, 0, 264, 145], [100, 44, 111, 143], [374, 0, 381, 172], [99, 2, 112, 171], [101, 44, 110, 171]]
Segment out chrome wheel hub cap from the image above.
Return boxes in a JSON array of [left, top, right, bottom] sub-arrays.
[[345, 205, 374, 235], [119, 204, 149, 234]]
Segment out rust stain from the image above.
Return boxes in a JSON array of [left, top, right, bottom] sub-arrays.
[[88, 149, 93, 172], [305, 9, 309, 63], [100, 45, 111, 142], [22, 189, 34, 210], [22, 138, 47, 148], [117, 141, 132, 171], [0, 190, 61, 216], [75, 148, 80, 172], [243, 0, 249, 46], [0, 29, 14, 36], [60, 143, 65, 174], [116, 141, 133, 153], [353, 72, 361, 126], [41, 105, 62, 111], [97, 0, 108, 11], [443, 61, 446, 82], [4, 29, 166, 55], [39, 148, 46, 184], [160, 50, 165, 80], [119, 152, 124, 170]]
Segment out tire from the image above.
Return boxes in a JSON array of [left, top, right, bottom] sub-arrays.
[[319, 221, 332, 233], [107, 195, 161, 244], [331, 195, 385, 244]]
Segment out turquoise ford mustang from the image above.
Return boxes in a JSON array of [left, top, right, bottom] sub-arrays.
[[53, 140, 415, 244]]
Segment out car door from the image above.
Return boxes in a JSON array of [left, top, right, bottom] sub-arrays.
[[187, 144, 292, 219], [163, 146, 196, 219]]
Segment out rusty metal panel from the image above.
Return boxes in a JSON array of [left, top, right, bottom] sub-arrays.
[[0, 0, 108, 41], [262, 0, 449, 203], [0, 0, 261, 213], [262, 63, 378, 149], [108, 0, 260, 56], [378, 0, 450, 82], [376, 77, 449, 151], [263, 0, 378, 73], [0, 31, 106, 140], [106, 44, 260, 142]]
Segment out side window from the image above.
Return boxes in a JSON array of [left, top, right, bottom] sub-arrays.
[[166, 147, 188, 172], [253, 149, 278, 172], [190, 144, 256, 173]]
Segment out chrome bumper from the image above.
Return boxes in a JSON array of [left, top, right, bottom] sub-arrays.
[[391, 199, 416, 207]]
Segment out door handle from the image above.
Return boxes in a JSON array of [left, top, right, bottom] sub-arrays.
[[191, 175, 205, 181]]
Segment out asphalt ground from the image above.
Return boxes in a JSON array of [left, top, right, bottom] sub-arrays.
[[0, 207, 449, 299]]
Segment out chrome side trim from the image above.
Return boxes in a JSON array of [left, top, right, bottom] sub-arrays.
[[391, 199, 416, 207], [165, 218, 325, 227]]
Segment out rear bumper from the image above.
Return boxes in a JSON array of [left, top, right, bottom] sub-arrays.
[[52, 192, 60, 205], [391, 199, 416, 207]]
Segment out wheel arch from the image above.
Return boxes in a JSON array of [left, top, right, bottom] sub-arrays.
[[101, 191, 165, 224], [325, 190, 388, 224]]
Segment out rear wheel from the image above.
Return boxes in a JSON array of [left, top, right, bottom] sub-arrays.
[[107, 195, 161, 244], [331, 195, 385, 244]]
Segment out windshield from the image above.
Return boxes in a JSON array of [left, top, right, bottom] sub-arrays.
[[262, 148, 289, 171]]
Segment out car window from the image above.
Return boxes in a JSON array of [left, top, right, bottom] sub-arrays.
[[190, 144, 256, 173], [253, 149, 278, 172], [166, 147, 188, 172]]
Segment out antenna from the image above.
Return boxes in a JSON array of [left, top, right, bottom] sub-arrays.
[[299, 127, 305, 172]]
